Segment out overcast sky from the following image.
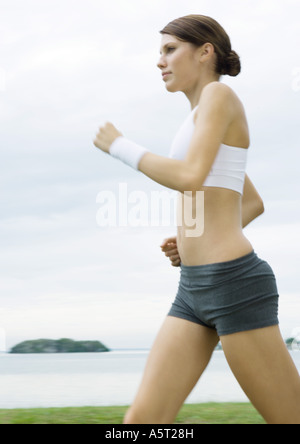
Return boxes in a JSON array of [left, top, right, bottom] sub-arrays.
[[0, 0, 300, 351]]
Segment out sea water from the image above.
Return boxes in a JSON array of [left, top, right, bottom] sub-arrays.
[[0, 350, 299, 409]]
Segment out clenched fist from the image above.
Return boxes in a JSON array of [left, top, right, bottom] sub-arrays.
[[160, 236, 181, 267], [93, 122, 123, 153]]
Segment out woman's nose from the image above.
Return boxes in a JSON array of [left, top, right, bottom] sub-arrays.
[[157, 55, 167, 70]]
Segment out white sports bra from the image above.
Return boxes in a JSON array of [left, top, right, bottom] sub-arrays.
[[169, 107, 248, 195]]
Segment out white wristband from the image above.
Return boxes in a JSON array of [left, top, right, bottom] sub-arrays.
[[109, 137, 149, 170]]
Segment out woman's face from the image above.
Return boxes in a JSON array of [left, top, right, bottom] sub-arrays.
[[157, 34, 201, 94]]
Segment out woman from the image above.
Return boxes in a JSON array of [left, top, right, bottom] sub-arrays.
[[93, 15, 300, 424]]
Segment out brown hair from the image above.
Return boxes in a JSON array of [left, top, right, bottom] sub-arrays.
[[160, 15, 241, 77]]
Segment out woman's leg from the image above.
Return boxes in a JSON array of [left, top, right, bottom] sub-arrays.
[[124, 316, 219, 424], [221, 326, 300, 424]]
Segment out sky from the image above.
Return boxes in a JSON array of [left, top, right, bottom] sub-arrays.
[[0, 0, 300, 351]]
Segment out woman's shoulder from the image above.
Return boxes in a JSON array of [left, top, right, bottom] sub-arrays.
[[197, 82, 244, 119], [200, 81, 239, 105]]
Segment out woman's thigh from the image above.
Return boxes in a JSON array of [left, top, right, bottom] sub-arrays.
[[221, 326, 300, 424], [124, 316, 219, 424]]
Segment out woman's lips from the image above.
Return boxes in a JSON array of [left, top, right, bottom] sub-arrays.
[[162, 72, 172, 80]]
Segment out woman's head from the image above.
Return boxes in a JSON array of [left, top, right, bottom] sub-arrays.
[[159, 15, 241, 78]]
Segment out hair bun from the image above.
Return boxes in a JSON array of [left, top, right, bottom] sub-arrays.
[[223, 50, 241, 77]]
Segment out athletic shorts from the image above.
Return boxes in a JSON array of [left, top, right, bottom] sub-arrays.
[[168, 251, 279, 336]]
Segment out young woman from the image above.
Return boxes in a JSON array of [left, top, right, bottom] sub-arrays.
[[93, 15, 300, 424]]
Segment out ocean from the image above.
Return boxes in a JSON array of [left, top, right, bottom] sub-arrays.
[[0, 350, 299, 409]]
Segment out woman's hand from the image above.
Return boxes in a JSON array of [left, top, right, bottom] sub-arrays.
[[94, 122, 123, 153], [160, 236, 181, 267]]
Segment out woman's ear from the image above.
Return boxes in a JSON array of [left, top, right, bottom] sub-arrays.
[[197, 42, 215, 63]]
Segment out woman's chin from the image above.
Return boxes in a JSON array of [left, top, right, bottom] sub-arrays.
[[164, 81, 179, 93]]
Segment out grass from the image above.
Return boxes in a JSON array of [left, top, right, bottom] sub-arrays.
[[0, 403, 265, 424]]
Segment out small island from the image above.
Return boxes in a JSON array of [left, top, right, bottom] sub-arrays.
[[10, 338, 110, 354]]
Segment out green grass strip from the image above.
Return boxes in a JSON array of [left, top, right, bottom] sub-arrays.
[[0, 403, 265, 424]]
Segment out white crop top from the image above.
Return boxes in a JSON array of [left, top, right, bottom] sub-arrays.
[[169, 107, 248, 195]]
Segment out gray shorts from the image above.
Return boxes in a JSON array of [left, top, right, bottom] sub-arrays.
[[168, 251, 279, 336]]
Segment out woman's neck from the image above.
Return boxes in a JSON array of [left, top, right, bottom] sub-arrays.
[[185, 74, 220, 109]]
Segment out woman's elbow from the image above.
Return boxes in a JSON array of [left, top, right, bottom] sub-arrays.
[[257, 198, 265, 216], [250, 197, 265, 221], [180, 170, 205, 194]]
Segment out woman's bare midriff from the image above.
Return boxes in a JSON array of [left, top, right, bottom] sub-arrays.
[[176, 187, 253, 266]]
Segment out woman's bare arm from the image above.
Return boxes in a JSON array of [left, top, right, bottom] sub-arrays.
[[242, 175, 264, 228], [94, 83, 235, 194]]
